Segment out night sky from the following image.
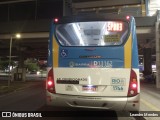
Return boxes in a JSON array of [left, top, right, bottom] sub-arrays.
[[0, 0, 63, 22]]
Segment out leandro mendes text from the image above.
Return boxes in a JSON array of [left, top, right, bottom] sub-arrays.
[[130, 112, 159, 117]]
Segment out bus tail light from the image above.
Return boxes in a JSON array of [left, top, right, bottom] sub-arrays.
[[46, 68, 56, 93], [128, 69, 138, 97]]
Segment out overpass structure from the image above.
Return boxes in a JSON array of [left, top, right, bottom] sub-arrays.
[[0, 0, 159, 88]]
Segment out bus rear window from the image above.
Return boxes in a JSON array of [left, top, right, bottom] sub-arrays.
[[55, 21, 129, 46]]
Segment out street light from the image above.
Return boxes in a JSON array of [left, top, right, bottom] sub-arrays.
[[8, 33, 21, 87], [16, 34, 21, 39]]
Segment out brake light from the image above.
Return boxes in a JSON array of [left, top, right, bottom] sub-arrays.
[[47, 81, 53, 86], [46, 68, 56, 93], [131, 83, 137, 89], [128, 69, 138, 97]]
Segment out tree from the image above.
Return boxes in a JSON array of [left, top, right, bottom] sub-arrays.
[[24, 58, 39, 71], [0, 60, 17, 70]]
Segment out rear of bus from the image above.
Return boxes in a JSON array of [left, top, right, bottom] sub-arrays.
[[46, 14, 140, 111]]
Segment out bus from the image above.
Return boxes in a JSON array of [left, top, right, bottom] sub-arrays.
[[46, 14, 140, 111]]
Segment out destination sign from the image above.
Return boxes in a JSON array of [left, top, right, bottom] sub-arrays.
[[107, 22, 123, 32]]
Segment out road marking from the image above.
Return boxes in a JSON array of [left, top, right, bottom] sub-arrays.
[[140, 98, 160, 111]]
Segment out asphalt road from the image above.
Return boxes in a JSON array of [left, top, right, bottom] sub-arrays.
[[0, 81, 46, 111], [0, 81, 160, 120]]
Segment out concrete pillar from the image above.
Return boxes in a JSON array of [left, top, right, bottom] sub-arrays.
[[16, 46, 26, 82], [155, 21, 160, 88], [19, 50, 24, 68], [143, 48, 152, 75], [141, 0, 146, 16], [63, 0, 72, 16], [144, 0, 149, 16]]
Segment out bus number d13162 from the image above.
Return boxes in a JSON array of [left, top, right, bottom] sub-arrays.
[[92, 61, 112, 68]]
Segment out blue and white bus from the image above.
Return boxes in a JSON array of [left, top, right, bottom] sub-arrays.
[[46, 14, 140, 111]]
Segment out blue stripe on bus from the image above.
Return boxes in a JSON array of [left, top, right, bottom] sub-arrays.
[[131, 18, 139, 69], [47, 22, 54, 67]]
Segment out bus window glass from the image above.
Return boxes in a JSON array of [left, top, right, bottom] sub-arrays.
[[55, 21, 129, 46]]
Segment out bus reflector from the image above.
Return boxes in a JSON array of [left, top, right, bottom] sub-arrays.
[[128, 69, 138, 97], [46, 68, 56, 93]]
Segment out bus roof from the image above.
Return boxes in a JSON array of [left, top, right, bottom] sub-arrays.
[[53, 14, 134, 24]]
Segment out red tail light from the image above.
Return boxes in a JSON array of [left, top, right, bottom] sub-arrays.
[[128, 69, 138, 97], [46, 68, 56, 93], [131, 83, 137, 89], [47, 80, 53, 86]]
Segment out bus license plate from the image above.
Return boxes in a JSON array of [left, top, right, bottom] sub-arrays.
[[82, 85, 97, 92]]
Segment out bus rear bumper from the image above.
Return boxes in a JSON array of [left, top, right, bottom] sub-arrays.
[[46, 92, 140, 111]]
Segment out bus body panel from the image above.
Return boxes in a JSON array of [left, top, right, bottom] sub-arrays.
[[54, 68, 138, 96], [46, 90, 140, 111]]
